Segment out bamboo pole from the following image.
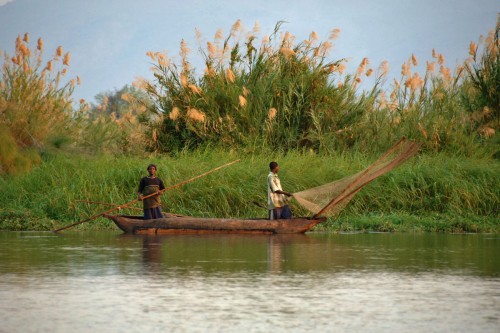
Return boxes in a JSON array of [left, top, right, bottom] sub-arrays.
[[75, 200, 143, 211], [53, 159, 241, 232]]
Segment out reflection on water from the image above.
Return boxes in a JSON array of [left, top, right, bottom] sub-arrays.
[[0, 231, 498, 332]]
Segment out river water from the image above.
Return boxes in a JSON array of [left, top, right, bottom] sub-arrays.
[[0, 231, 498, 333]]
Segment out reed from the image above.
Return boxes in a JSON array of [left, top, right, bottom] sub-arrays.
[[0, 151, 497, 232], [138, 19, 498, 156]]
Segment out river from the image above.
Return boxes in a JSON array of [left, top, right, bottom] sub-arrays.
[[0, 231, 498, 333]]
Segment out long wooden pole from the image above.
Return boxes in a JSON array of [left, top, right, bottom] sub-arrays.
[[75, 200, 143, 211], [53, 159, 241, 232]]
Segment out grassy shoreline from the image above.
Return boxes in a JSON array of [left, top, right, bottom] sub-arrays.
[[1, 150, 498, 233]]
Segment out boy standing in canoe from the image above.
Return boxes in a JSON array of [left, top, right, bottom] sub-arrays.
[[138, 164, 166, 219], [268, 161, 293, 220]]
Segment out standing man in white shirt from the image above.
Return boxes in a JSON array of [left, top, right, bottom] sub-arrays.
[[267, 161, 293, 220]]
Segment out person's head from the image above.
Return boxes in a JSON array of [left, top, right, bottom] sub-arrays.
[[269, 161, 279, 173], [147, 164, 157, 176]]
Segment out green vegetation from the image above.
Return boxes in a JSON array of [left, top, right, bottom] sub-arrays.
[[0, 20, 499, 232], [0, 151, 498, 232]]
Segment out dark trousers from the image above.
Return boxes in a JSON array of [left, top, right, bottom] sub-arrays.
[[144, 206, 164, 220], [269, 205, 293, 220]]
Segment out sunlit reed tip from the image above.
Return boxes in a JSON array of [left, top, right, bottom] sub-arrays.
[[366, 69, 373, 77], [56, 46, 62, 57], [268, 108, 277, 120], [181, 74, 188, 87], [37, 38, 43, 51], [432, 48, 437, 58], [438, 53, 445, 65], [239, 95, 247, 107], [77, 76, 81, 85], [426, 61, 435, 73], [309, 31, 318, 41], [187, 108, 205, 122], [468, 42, 477, 57], [46, 60, 53, 71], [215, 29, 224, 41], [188, 84, 202, 94], [253, 21, 260, 34], [231, 19, 242, 36], [329, 28, 341, 40], [411, 54, 418, 66], [23, 32, 29, 43], [63, 52, 70, 66], [226, 68, 235, 83], [169, 106, 180, 121]]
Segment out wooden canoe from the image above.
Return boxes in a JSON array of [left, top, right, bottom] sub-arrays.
[[104, 214, 327, 235]]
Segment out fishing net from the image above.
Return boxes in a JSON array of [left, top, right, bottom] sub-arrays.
[[293, 138, 420, 218]]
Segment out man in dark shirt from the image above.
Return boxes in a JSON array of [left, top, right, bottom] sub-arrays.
[[138, 164, 166, 219]]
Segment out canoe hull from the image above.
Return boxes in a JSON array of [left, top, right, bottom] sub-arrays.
[[104, 214, 326, 234]]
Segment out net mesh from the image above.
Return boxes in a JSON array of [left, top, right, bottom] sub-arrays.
[[293, 138, 420, 218]]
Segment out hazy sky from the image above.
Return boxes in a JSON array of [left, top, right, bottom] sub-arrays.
[[0, 0, 498, 104]]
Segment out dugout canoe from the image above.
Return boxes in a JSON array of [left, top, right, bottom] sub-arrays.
[[104, 214, 327, 234]]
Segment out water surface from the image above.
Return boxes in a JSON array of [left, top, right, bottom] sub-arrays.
[[0, 232, 498, 332]]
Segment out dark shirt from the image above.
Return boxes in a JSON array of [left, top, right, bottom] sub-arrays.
[[138, 176, 166, 193]]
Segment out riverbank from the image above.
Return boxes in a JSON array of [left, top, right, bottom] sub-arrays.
[[0, 150, 498, 233]]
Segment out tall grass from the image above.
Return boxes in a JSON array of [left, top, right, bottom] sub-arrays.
[[0, 152, 498, 232], [0, 34, 79, 173], [141, 19, 498, 155]]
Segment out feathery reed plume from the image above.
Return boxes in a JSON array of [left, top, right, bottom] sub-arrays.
[[79, 98, 85, 104], [468, 41, 477, 57], [215, 29, 224, 41], [180, 39, 189, 58], [268, 108, 277, 120], [70, 79, 75, 87], [411, 53, 418, 66], [380, 60, 389, 77], [61, 68, 67, 76], [253, 21, 260, 34], [226, 68, 235, 82], [207, 42, 217, 58], [231, 19, 242, 36], [238, 95, 247, 107], [146, 51, 155, 61], [432, 48, 437, 58], [409, 72, 424, 91], [242, 86, 250, 96], [187, 108, 205, 122], [169, 106, 180, 120], [180, 73, 188, 87], [337, 81, 343, 88], [37, 38, 43, 51], [338, 63, 346, 74], [329, 28, 341, 40], [366, 68, 374, 77], [77, 76, 81, 85], [195, 28, 202, 41], [355, 77, 361, 83], [63, 52, 70, 66], [56, 46, 63, 57], [46, 60, 53, 71], [23, 32, 29, 43], [378, 91, 387, 109], [309, 31, 319, 41], [401, 62, 410, 77], [188, 84, 202, 94], [280, 47, 295, 58], [262, 34, 270, 44], [437, 53, 445, 65], [426, 61, 435, 73]]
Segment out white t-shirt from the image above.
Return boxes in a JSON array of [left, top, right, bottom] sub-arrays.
[[268, 172, 286, 209]]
